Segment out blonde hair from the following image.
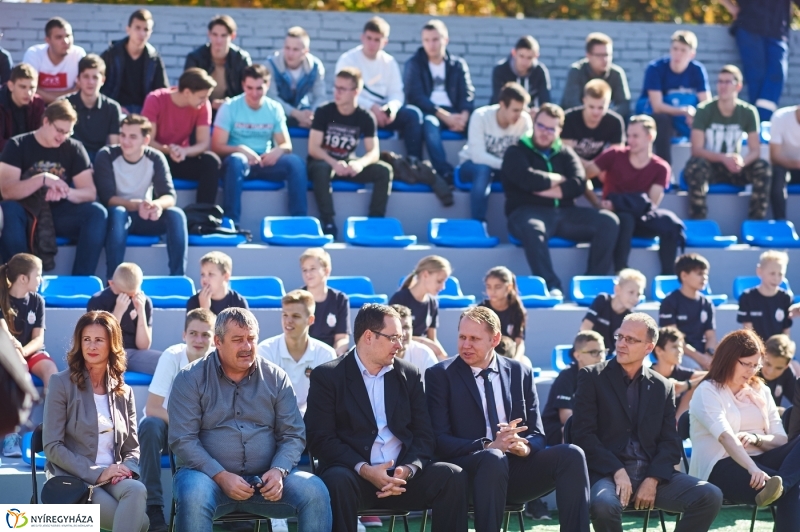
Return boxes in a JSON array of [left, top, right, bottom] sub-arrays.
[[759, 250, 789, 268], [617, 268, 646, 290], [765, 334, 796, 361], [583, 79, 611, 100], [460, 306, 500, 336], [112, 262, 143, 292], [200, 251, 233, 276], [401, 255, 452, 290], [671, 30, 698, 51], [299, 248, 331, 271], [282, 289, 316, 315]]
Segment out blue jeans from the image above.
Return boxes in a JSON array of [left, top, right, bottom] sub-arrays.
[[173, 467, 331, 532], [736, 26, 788, 122], [222, 152, 308, 223], [138, 416, 168, 508], [383, 105, 424, 159], [0, 199, 107, 275], [106, 205, 187, 279], [423, 108, 457, 177], [458, 161, 499, 221]]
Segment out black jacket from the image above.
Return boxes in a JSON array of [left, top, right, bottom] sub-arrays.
[[305, 349, 434, 475], [0, 86, 45, 153], [403, 47, 474, 116], [500, 133, 586, 215], [571, 358, 682, 485], [184, 43, 252, 99], [490, 56, 550, 107], [100, 38, 169, 105]]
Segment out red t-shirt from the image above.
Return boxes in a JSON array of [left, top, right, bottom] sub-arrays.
[[141, 88, 211, 147], [593, 146, 670, 199]]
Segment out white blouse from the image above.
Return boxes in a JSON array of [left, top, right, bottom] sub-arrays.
[[94, 394, 115, 467]]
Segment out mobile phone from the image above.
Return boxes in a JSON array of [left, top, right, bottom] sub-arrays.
[[243, 475, 263, 489]]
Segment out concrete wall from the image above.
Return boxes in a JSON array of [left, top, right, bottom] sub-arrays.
[[2, 3, 799, 106]]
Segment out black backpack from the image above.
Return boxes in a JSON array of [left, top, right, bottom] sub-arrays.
[[182, 203, 252, 240]]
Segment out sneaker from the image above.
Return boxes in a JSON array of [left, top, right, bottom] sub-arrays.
[[322, 221, 338, 240], [357, 522, 366, 532], [146, 505, 168, 532], [3, 434, 21, 458], [548, 288, 563, 299], [756, 476, 784, 507], [525, 498, 551, 520], [360, 516, 383, 527], [270, 519, 289, 532]]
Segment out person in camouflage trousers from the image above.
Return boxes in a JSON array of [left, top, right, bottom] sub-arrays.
[[683, 64, 771, 220]]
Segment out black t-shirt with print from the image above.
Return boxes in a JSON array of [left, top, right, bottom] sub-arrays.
[[561, 106, 625, 161], [479, 299, 525, 339], [659, 290, 716, 354], [311, 102, 376, 161], [582, 293, 629, 350], [0, 132, 91, 189], [0, 292, 45, 346], [305, 286, 351, 348], [737, 288, 793, 341], [87, 287, 154, 349], [761, 366, 797, 407], [388, 287, 439, 337], [186, 289, 250, 315], [542, 363, 579, 446]]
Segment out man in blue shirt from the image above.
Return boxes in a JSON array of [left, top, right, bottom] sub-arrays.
[[212, 64, 308, 225], [637, 31, 710, 165]]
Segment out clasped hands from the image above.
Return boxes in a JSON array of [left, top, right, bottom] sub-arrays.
[[486, 418, 530, 457], [214, 469, 285, 502], [360, 460, 411, 499], [97, 463, 133, 485]]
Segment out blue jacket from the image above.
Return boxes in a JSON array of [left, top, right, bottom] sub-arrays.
[[267, 51, 325, 111], [100, 37, 168, 105], [403, 47, 475, 116]]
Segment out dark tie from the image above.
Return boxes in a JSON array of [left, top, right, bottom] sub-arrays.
[[478, 368, 501, 440]]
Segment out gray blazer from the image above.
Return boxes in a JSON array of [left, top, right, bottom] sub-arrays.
[[43, 369, 140, 484]]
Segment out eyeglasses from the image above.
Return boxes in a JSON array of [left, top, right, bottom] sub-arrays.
[[371, 330, 402, 344], [52, 124, 73, 136], [614, 334, 645, 345], [333, 85, 356, 93], [578, 349, 608, 358], [534, 122, 557, 135], [738, 360, 763, 372], [717, 79, 738, 86]]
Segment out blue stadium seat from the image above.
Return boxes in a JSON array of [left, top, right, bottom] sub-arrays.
[[229, 277, 285, 308], [345, 217, 417, 247], [21, 431, 45, 469], [759, 121, 771, 144], [684, 220, 737, 247], [392, 181, 432, 192], [188, 234, 248, 246], [452, 165, 504, 193], [651, 275, 728, 306], [569, 276, 616, 306], [327, 276, 388, 307], [552, 344, 573, 371], [126, 235, 161, 246], [241, 179, 285, 191], [789, 184, 800, 195], [141, 276, 196, 308], [40, 275, 103, 308], [124, 372, 153, 386], [508, 234, 577, 248], [261, 216, 333, 246], [733, 275, 792, 300], [56, 237, 72, 246], [288, 127, 310, 138], [428, 218, 499, 248], [437, 276, 476, 308], [172, 179, 198, 190], [742, 220, 800, 248], [679, 170, 745, 194], [516, 276, 562, 308], [377, 129, 396, 140], [631, 236, 659, 248], [441, 130, 466, 141]]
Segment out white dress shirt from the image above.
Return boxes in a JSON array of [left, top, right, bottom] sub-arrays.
[[471, 354, 509, 439]]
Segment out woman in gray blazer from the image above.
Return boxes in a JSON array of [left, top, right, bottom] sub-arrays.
[[43, 310, 148, 532]]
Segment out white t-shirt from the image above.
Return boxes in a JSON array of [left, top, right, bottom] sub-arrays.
[[288, 66, 303, 90], [257, 333, 336, 414], [22, 43, 86, 92], [770, 106, 800, 161], [145, 343, 191, 416], [459, 104, 533, 170], [335, 46, 404, 113], [400, 341, 438, 378], [94, 394, 115, 467], [428, 61, 452, 108]]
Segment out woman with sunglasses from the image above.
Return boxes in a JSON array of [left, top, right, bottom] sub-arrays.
[[42, 311, 148, 532], [689, 329, 800, 531]]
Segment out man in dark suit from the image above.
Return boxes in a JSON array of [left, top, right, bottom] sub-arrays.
[[425, 306, 590, 532], [572, 312, 722, 532], [305, 304, 467, 532]]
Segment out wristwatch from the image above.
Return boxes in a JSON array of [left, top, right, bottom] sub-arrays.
[[272, 466, 289, 478]]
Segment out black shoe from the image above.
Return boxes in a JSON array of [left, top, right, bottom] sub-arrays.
[[146, 505, 168, 532], [322, 221, 338, 240], [525, 499, 551, 520]]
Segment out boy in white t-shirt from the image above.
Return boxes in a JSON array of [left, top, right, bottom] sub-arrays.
[[23, 17, 86, 103], [769, 105, 800, 220], [138, 308, 216, 532], [391, 304, 438, 376]]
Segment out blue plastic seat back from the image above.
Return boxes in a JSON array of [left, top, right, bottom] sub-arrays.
[[570, 276, 616, 306], [141, 276, 196, 308], [392, 181, 432, 192], [126, 235, 161, 246], [742, 220, 800, 246], [733, 275, 792, 300], [428, 218, 498, 247], [188, 233, 247, 246], [229, 276, 286, 308], [172, 178, 198, 190], [124, 371, 153, 386], [516, 276, 549, 298], [437, 276, 476, 308], [440, 276, 466, 297], [552, 344, 573, 371], [631, 236, 659, 248], [242, 179, 284, 191], [684, 219, 738, 247], [21, 431, 46, 469], [441, 130, 466, 141], [327, 276, 377, 296], [288, 127, 310, 138], [652, 275, 681, 301], [679, 170, 745, 193], [345, 217, 416, 247], [40, 275, 104, 307], [265, 216, 324, 237], [452, 165, 504, 193]]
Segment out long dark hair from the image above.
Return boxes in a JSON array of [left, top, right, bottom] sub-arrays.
[[0, 253, 42, 338], [705, 329, 764, 389], [484, 266, 526, 336], [67, 311, 127, 396]]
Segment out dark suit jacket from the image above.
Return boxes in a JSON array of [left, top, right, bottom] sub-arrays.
[[571, 358, 682, 484], [425, 354, 546, 459], [305, 349, 435, 475]]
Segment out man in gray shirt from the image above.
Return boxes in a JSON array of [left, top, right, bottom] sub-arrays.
[[168, 307, 332, 532]]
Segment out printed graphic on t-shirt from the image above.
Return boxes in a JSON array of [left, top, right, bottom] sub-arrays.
[[22, 161, 65, 181], [322, 123, 360, 158], [234, 122, 275, 133], [574, 138, 607, 160], [506, 323, 514, 336], [433, 74, 446, 93], [485, 133, 521, 159], [704, 123, 743, 154], [327, 313, 337, 328], [700, 310, 708, 324], [27, 311, 35, 325], [777, 309, 785, 322], [38, 72, 68, 90]]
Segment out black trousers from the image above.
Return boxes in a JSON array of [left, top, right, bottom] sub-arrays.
[[320, 462, 467, 532], [167, 152, 221, 204], [770, 165, 799, 220], [653, 114, 674, 165], [451, 445, 590, 532], [308, 159, 393, 222], [614, 210, 683, 275]]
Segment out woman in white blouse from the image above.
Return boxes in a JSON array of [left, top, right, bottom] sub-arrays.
[[43, 311, 148, 532], [689, 329, 800, 531]]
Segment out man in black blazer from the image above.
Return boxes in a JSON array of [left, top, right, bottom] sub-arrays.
[[572, 312, 722, 532], [425, 306, 590, 532], [305, 304, 467, 532]]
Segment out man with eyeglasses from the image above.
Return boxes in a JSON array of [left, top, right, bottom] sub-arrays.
[[572, 313, 722, 532], [502, 102, 619, 298], [0, 99, 107, 274], [683, 64, 771, 220], [305, 303, 468, 532], [542, 330, 607, 447]]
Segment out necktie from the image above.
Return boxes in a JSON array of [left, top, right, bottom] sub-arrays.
[[478, 368, 501, 440]]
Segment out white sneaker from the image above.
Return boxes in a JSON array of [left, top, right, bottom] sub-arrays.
[[548, 288, 563, 299], [270, 518, 289, 532], [3, 433, 21, 458], [357, 522, 366, 532]]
